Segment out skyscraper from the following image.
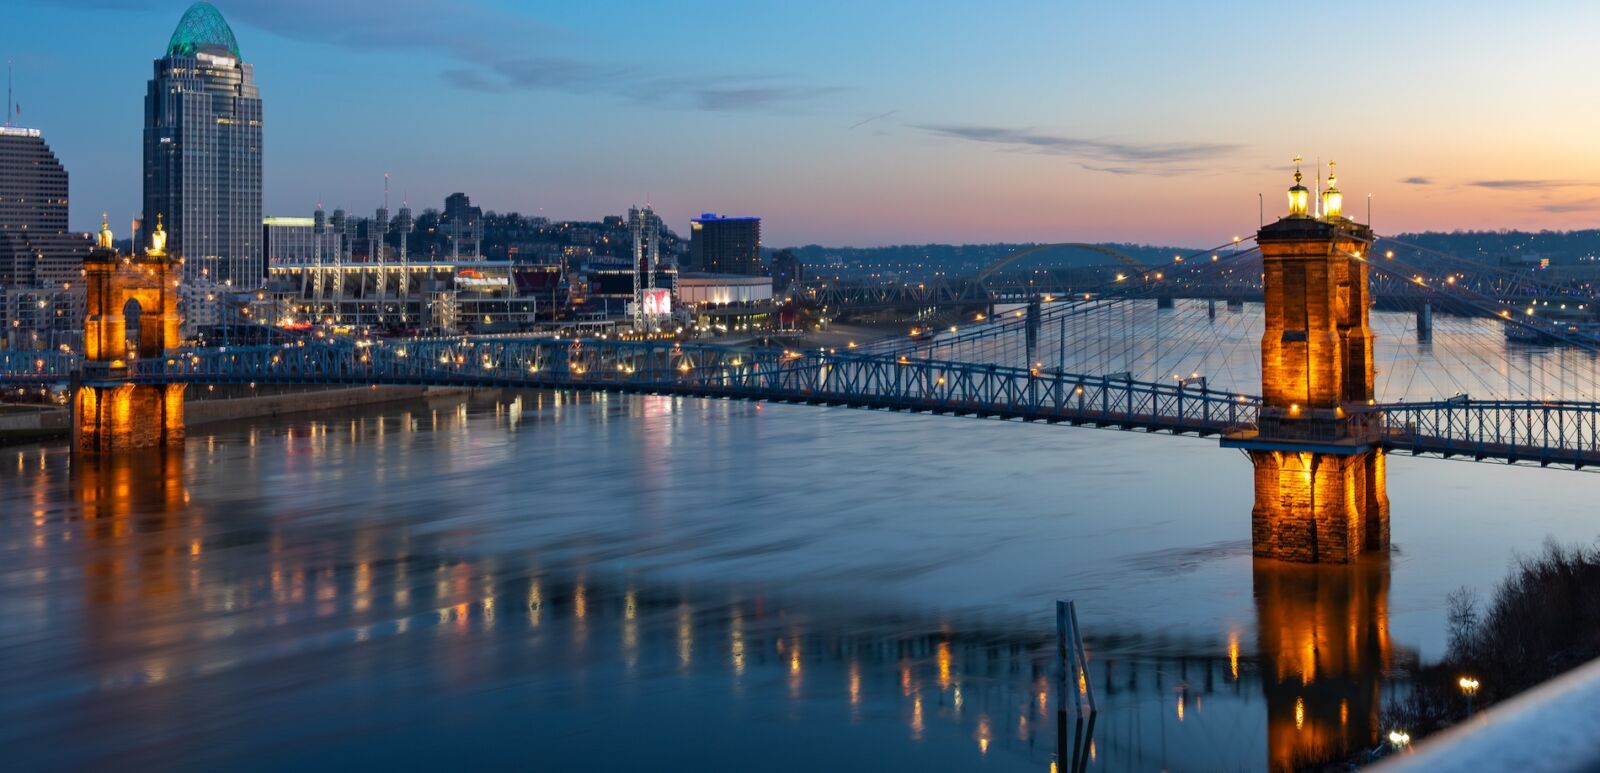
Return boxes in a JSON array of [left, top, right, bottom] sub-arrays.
[[0, 126, 86, 289], [0, 126, 88, 351], [143, 2, 263, 288], [689, 213, 761, 275], [629, 205, 663, 328]]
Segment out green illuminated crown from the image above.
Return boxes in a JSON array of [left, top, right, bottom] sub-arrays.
[[166, 2, 241, 58]]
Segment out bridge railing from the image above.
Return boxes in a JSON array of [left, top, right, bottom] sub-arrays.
[[120, 339, 1263, 435], [1366, 400, 1600, 467], [0, 351, 79, 384]]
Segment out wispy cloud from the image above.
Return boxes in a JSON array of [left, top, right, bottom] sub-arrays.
[[1536, 199, 1600, 213], [632, 79, 845, 113], [1469, 179, 1590, 191], [916, 124, 1240, 173], [1400, 176, 1433, 185], [849, 110, 898, 130], [41, 0, 837, 113]]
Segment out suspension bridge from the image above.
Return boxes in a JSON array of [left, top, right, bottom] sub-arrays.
[[6, 168, 1600, 562]]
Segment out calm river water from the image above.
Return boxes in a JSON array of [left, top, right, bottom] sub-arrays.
[[3, 384, 1597, 771]]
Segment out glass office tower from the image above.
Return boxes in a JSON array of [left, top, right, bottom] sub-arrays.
[[143, 2, 263, 287]]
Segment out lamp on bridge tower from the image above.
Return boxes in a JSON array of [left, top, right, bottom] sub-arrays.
[[147, 213, 167, 257], [1222, 161, 1389, 563], [96, 213, 113, 250], [1286, 157, 1310, 217], [1322, 161, 1344, 220]]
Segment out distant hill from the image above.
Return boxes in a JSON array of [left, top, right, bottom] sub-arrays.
[[774, 230, 1600, 277], [1383, 229, 1600, 266], [772, 242, 1207, 275]]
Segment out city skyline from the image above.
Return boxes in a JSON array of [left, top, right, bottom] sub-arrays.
[[6, 1, 1600, 246], [7, 5, 1600, 769]]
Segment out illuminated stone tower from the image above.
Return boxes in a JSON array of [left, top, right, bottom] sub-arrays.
[[1225, 161, 1389, 563], [74, 217, 185, 454]]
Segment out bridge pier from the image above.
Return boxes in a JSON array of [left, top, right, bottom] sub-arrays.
[[1025, 297, 1041, 365], [1248, 448, 1389, 562], [1224, 163, 1390, 563], [73, 382, 186, 454], [1416, 302, 1433, 343]]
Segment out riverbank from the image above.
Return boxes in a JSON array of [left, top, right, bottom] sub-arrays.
[[0, 405, 70, 443], [0, 385, 472, 444], [1375, 543, 1600, 748], [185, 385, 469, 426], [768, 321, 905, 349]]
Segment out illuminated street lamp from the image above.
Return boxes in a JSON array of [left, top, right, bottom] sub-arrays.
[[1459, 676, 1480, 717], [1388, 730, 1411, 749], [1287, 157, 1311, 217]]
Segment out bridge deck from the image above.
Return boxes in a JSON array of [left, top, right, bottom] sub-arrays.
[[7, 342, 1600, 468]]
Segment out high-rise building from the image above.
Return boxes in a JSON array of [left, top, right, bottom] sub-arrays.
[[0, 126, 88, 351], [0, 288, 81, 351], [629, 205, 664, 328], [689, 213, 761, 275], [768, 249, 802, 293], [143, 2, 264, 288], [442, 193, 482, 259], [0, 126, 86, 289]]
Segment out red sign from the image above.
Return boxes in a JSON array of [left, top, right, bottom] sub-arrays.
[[642, 288, 671, 317]]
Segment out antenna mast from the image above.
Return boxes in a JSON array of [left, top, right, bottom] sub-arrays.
[[1314, 156, 1323, 218]]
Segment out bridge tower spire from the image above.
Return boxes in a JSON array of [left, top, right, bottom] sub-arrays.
[[1224, 163, 1389, 563]]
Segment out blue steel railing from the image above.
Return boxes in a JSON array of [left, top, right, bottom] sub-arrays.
[[107, 339, 1261, 436], [1367, 400, 1600, 468], [0, 351, 79, 384], [15, 338, 1600, 463]]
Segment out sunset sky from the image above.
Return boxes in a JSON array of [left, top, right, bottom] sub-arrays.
[[7, 0, 1600, 246]]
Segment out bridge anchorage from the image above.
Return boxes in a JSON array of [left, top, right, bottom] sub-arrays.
[[74, 217, 185, 454], [1221, 162, 1388, 563]]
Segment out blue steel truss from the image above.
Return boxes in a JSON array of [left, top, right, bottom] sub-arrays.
[[150, 339, 1261, 434], [11, 337, 1600, 468], [0, 351, 77, 384], [1369, 400, 1600, 469], [0, 339, 1260, 437]]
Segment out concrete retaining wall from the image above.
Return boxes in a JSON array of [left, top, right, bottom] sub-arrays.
[[1, 385, 473, 442], [184, 386, 469, 425], [0, 408, 70, 441]]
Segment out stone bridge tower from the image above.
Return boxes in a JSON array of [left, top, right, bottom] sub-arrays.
[[1225, 162, 1389, 563], [74, 216, 185, 454]]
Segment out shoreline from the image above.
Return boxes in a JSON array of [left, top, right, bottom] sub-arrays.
[[0, 385, 473, 445]]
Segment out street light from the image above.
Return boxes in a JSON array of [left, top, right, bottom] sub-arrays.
[[1459, 676, 1480, 717]]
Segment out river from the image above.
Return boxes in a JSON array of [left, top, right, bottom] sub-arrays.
[[2, 385, 1597, 771]]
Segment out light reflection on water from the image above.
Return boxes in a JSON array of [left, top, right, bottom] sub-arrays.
[[0, 388, 1597, 771]]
